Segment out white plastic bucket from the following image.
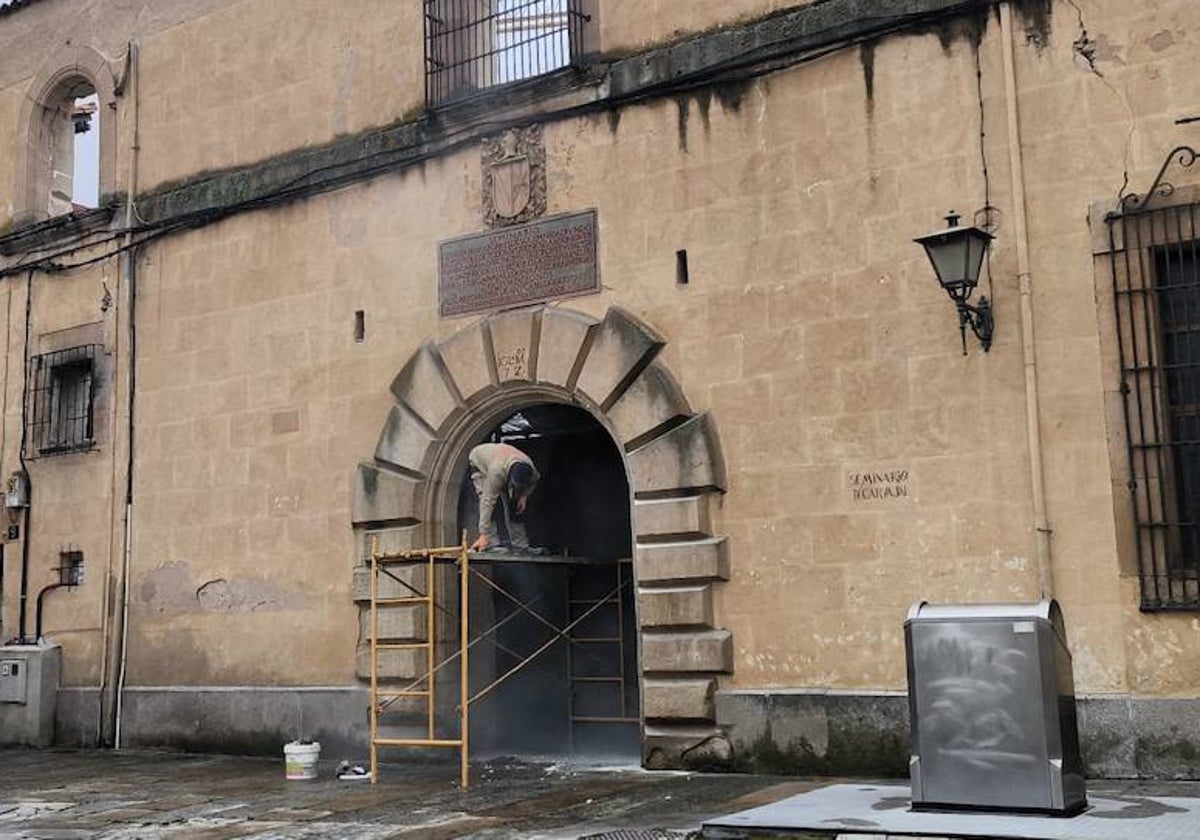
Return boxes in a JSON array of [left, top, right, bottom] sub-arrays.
[[284, 740, 321, 780]]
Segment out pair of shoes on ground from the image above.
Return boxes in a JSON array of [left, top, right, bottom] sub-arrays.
[[336, 761, 371, 780]]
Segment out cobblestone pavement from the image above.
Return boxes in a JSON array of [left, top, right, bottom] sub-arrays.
[[0, 748, 818, 839], [9, 749, 1199, 839]]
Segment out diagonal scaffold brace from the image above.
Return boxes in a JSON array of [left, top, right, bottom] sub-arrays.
[[367, 535, 635, 789]]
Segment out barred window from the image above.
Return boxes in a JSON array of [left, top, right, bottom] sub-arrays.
[[1109, 200, 1200, 609], [26, 345, 98, 457], [424, 0, 593, 106]]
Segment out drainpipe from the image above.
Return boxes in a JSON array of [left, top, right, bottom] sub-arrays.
[[0, 286, 9, 640], [101, 40, 140, 749], [1000, 3, 1054, 598], [15, 271, 34, 643]]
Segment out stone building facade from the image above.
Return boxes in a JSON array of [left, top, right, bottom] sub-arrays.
[[1, 0, 1200, 777]]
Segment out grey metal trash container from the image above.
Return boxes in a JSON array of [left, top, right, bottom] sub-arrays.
[[904, 600, 1086, 816]]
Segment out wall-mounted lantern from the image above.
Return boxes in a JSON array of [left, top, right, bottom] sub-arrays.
[[914, 211, 994, 354]]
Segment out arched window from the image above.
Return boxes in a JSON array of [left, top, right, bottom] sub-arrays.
[[44, 81, 100, 215], [72, 93, 101, 210], [15, 47, 117, 224]]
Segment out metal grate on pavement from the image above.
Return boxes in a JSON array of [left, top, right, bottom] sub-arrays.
[[579, 830, 695, 840]]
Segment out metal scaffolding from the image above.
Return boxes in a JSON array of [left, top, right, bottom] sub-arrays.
[[368, 537, 470, 788], [367, 538, 634, 788]]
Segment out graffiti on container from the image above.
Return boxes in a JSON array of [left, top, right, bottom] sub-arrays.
[[920, 631, 1034, 765]]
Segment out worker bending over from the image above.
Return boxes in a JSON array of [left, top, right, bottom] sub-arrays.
[[468, 442, 540, 553]]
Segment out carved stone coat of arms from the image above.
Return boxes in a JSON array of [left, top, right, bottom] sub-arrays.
[[482, 125, 547, 227]]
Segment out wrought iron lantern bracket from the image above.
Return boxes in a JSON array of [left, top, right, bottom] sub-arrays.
[[954, 296, 993, 355]]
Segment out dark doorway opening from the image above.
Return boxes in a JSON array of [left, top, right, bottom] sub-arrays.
[[457, 403, 639, 760]]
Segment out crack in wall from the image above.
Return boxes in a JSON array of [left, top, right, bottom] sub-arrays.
[[1061, 0, 1137, 205], [1072, 29, 1100, 76]]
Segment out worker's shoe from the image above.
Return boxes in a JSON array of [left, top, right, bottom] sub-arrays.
[[337, 761, 371, 780]]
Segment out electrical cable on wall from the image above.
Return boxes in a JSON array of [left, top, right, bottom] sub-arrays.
[[0, 0, 1000, 279], [973, 23, 997, 304], [11, 271, 34, 645]]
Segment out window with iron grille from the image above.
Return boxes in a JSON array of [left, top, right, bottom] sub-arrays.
[[26, 344, 98, 457], [1108, 200, 1200, 609], [424, 0, 592, 106]]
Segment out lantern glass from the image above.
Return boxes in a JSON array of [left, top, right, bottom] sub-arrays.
[[915, 220, 993, 295], [965, 229, 990, 289], [927, 234, 970, 291]]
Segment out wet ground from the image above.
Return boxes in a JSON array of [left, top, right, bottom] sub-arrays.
[[0, 748, 819, 839], [703, 781, 1200, 839], [7, 749, 1200, 839]]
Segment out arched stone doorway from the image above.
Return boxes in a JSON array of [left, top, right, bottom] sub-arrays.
[[352, 305, 733, 768], [458, 402, 639, 758]]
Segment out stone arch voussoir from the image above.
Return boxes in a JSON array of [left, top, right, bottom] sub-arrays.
[[353, 304, 733, 769]]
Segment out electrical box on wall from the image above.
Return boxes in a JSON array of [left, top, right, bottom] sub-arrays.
[[5, 470, 28, 509], [0, 659, 28, 703], [0, 645, 61, 746]]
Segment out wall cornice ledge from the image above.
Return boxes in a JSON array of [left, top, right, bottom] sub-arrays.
[[133, 0, 1001, 230]]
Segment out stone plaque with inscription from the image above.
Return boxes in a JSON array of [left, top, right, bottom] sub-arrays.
[[438, 210, 599, 318], [848, 468, 910, 502]]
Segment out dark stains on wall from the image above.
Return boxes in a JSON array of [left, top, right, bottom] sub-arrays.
[[1013, 0, 1053, 51], [1146, 29, 1176, 53], [696, 89, 713, 133], [859, 40, 876, 121], [606, 108, 622, 134], [150, 725, 296, 757], [129, 625, 211, 685], [860, 39, 878, 164], [718, 692, 911, 778], [917, 6, 989, 54], [855, 7, 993, 154], [674, 78, 753, 152], [676, 96, 691, 152], [1135, 734, 1200, 779], [108, 0, 1021, 232], [732, 709, 910, 777], [723, 693, 1200, 781], [119, 689, 367, 757], [360, 464, 378, 498], [713, 78, 750, 113]]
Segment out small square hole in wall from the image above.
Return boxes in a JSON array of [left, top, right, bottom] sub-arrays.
[[354, 310, 365, 343], [58, 548, 84, 586], [676, 250, 689, 285]]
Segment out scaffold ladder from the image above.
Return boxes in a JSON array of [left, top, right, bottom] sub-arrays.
[[567, 561, 637, 735], [368, 536, 469, 788]]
